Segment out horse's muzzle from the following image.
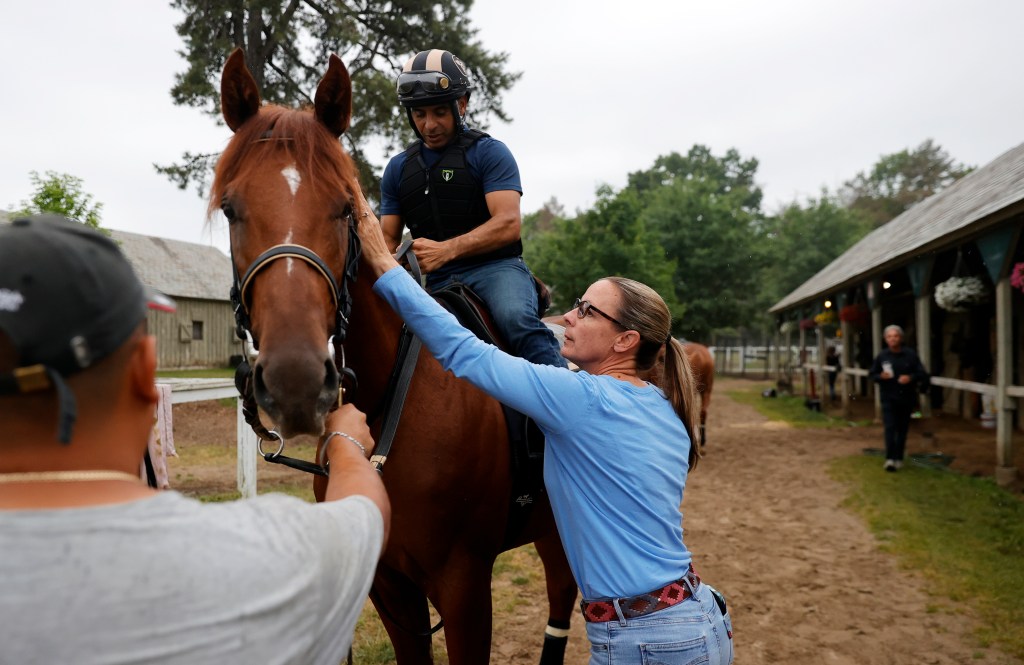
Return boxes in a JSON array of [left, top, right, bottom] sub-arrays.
[[252, 354, 339, 437]]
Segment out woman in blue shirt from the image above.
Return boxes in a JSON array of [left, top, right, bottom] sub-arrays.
[[356, 205, 733, 665]]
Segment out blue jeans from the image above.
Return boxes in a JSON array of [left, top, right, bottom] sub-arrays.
[[426, 257, 567, 368], [585, 583, 734, 665]]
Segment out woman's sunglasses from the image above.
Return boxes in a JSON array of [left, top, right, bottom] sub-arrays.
[[573, 298, 627, 329]]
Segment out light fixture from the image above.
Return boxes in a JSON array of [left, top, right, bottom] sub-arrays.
[[824, 300, 832, 309], [882, 281, 892, 290]]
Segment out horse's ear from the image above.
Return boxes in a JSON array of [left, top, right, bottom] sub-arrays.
[[314, 54, 352, 137], [221, 47, 262, 133]]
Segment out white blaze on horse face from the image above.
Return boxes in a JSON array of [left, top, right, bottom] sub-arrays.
[[283, 230, 295, 275], [281, 165, 302, 197], [280, 166, 301, 274]]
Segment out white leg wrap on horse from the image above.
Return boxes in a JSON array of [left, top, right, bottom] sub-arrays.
[[545, 625, 570, 639]]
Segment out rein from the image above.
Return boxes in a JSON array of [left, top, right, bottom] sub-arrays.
[[367, 240, 423, 474]]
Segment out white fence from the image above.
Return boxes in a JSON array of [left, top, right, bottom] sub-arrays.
[[709, 345, 817, 378], [159, 379, 258, 498]]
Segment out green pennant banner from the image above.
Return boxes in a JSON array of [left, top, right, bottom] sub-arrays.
[[906, 256, 934, 297], [976, 224, 1022, 284]]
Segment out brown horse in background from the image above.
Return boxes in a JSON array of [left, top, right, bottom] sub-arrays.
[[683, 342, 715, 446], [213, 49, 576, 665]]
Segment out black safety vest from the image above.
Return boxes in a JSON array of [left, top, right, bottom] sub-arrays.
[[397, 129, 522, 267]]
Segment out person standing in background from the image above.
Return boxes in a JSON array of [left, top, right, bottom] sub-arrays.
[[869, 325, 929, 472]]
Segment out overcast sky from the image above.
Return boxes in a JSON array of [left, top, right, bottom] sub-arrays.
[[2, 0, 1022, 255]]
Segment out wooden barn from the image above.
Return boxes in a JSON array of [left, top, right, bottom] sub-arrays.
[[112, 229, 238, 370], [770, 142, 1024, 486]]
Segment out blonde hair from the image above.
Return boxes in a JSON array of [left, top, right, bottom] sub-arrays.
[[603, 277, 702, 470]]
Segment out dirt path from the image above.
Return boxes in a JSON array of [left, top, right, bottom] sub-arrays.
[[169, 380, 1021, 664], [485, 378, 1020, 665]]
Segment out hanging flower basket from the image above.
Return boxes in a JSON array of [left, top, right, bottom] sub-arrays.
[[839, 303, 870, 328], [1011, 262, 1024, 295], [799, 317, 816, 331], [934, 275, 989, 312], [779, 320, 797, 334], [814, 310, 837, 327]]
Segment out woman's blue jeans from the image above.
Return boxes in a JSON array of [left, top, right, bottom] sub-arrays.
[[584, 582, 734, 665], [426, 257, 567, 368]]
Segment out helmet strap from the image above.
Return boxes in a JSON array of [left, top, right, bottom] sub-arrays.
[[451, 100, 465, 133], [405, 107, 423, 140]]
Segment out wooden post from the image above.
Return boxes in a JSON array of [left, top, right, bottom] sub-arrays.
[[872, 305, 883, 422], [237, 400, 258, 498], [915, 294, 933, 418], [994, 277, 1017, 487], [799, 327, 808, 397], [816, 326, 826, 405], [840, 319, 852, 418], [740, 335, 747, 377]]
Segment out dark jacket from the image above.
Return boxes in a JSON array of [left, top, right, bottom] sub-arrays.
[[397, 129, 522, 268], [869, 346, 929, 406]]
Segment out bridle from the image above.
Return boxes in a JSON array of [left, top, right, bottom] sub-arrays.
[[229, 206, 362, 477]]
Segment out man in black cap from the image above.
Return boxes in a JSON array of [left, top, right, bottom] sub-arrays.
[[0, 214, 390, 664]]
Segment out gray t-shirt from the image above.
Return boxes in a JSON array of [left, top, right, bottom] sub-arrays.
[[0, 491, 384, 664]]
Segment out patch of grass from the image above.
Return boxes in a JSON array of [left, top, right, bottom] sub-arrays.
[[157, 367, 234, 379], [197, 490, 242, 503], [726, 384, 867, 429], [831, 455, 1024, 659], [352, 604, 397, 664]]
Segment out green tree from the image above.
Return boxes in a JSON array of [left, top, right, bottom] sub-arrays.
[[627, 146, 766, 340], [158, 0, 520, 199], [627, 146, 762, 214], [525, 186, 679, 318], [760, 192, 872, 308], [841, 139, 973, 227], [12, 171, 105, 230]]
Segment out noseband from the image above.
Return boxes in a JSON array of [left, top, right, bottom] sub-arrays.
[[229, 209, 362, 476]]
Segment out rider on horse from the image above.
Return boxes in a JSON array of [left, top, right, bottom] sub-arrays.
[[378, 48, 565, 368]]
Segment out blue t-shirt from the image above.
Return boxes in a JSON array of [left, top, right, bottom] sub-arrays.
[[374, 267, 693, 600], [380, 133, 523, 217]]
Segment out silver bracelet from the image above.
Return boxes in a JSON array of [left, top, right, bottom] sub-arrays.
[[323, 431, 367, 461]]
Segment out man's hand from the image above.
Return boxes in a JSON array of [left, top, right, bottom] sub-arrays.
[[410, 237, 455, 273]]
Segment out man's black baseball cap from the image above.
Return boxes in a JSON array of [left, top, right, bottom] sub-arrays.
[[0, 214, 175, 442]]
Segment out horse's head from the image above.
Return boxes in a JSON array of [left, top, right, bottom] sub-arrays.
[[212, 48, 361, 437]]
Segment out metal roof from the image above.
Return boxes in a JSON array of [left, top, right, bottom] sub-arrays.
[[110, 229, 232, 302], [770, 142, 1024, 313]]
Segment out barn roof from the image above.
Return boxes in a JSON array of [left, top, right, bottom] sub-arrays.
[[110, 229, 232, 302], [770, 142, 1024, 313]]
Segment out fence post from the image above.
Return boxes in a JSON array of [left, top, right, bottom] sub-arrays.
[[236, 401, 258, 498]]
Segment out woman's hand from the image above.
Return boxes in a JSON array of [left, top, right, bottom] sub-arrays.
[[354, 190, 400, 279]]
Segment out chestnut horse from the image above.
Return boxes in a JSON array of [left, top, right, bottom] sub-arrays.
[[213, 49, 576, 664], [682, 342, 715, 446]]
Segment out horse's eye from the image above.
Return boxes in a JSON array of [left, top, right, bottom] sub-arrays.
[[220, 198, 237, 222], [335, 203, 353, 224]]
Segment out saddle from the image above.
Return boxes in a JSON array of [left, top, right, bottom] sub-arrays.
[[431, 281, 547, 547]]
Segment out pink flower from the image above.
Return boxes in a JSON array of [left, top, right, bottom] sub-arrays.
[[1012, 262, 1024, 293]]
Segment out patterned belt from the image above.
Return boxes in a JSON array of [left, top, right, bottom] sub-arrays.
[[580, 567, 701, 623]]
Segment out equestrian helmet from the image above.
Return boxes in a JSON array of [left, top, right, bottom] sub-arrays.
[[397, 49, 472, 107]]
